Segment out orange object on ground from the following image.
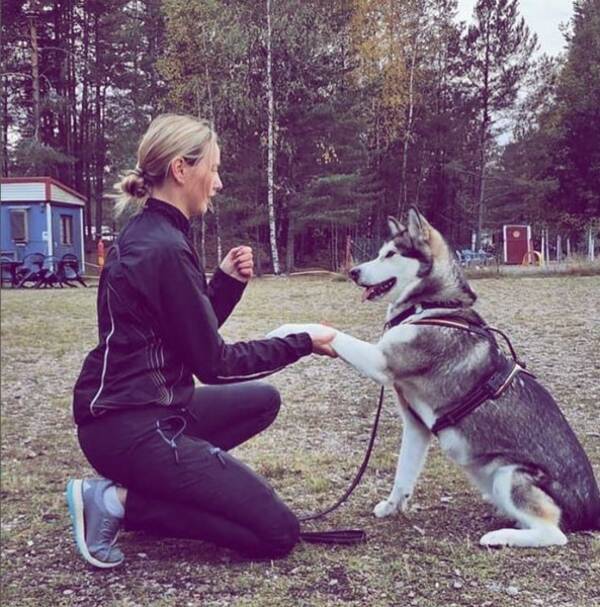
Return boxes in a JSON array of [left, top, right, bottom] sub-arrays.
[[97, 238, 105, 270]]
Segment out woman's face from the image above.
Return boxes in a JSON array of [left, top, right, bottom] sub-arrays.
[[184, 141, 222, 216]]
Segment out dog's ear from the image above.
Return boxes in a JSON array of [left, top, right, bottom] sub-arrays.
[[407, 207, 431, 242], [387, 216, 405, 237]]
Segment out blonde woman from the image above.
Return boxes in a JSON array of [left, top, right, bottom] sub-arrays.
[[66, 114, 336, 568]]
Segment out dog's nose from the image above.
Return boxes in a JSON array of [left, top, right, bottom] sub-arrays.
[[349, 267, 360, 282]]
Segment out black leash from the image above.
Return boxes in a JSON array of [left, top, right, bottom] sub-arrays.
[[298, 385, 386, 546]]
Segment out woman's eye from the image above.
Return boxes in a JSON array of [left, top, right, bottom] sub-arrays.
[[385, 251, 396, 259]]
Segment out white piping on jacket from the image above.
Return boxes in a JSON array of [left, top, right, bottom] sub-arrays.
[[89, 288, 116, 418]]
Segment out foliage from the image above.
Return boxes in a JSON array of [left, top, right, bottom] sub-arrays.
[[2, 0, 598, 268]]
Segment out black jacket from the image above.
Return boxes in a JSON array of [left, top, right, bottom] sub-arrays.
[[73, 197, 312, 426]]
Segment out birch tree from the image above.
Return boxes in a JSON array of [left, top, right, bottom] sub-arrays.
[[265, 0, 280, 273]]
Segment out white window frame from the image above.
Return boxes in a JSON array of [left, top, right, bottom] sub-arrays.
[[9, 208, 29, 243], [60, 214, 74, 245]]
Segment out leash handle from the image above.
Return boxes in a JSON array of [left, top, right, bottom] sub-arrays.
[[300, 529, 366, 545]]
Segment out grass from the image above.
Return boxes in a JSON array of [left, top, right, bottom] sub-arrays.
[[1, 275, 599, 606]]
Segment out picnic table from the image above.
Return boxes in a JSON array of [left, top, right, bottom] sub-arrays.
[[0, 258, 23, 287], [0, 253, 88, 288]]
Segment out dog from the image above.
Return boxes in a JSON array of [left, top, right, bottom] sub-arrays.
[[268, 207, 600, 548]]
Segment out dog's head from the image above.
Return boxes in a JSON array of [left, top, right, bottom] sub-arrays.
[[350, 207, 475, 307]]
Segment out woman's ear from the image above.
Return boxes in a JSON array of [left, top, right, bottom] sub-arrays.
[[169, 157, 186, 185]]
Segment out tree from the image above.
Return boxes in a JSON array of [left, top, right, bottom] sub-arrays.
[[553, 0, 600, 218], [464, 0, 537, 247], [265, 0, 280, 273]]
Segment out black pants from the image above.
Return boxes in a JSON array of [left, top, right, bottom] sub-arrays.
[[77, 382, 300, 559]]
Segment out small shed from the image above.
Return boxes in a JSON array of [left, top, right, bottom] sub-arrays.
[[503, 224, 531, 265], [0, 177, 85, 270]]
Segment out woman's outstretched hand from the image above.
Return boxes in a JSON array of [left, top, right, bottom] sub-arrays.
[[220, 246, 254, 282], [311, 329, 338, 358], [267, 323, 338, 358]]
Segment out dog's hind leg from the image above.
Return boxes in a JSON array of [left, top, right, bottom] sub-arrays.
[[374, 410, 432, 518], [480, 465, 567, 548]]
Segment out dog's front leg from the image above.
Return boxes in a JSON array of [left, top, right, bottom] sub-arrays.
[[374, 410, 432, 518], [268, 324, 392, 385], [330, 331, 392, 385]]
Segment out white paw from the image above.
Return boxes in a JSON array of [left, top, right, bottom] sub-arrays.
[[373, 499, 399, 518], [480, 527, 568, 548], [267, 323, 330, 340], [480, 529, 515, 547]]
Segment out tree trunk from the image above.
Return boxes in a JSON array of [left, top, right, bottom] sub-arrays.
[[475, 14, 491, 251], [285, 212, 294, 273], [29, 14, 41, 141], [80, 6, 92, 239], [93, 11, 103, 239], [255, 225, 263, 276], [266, 0, 280, 274], [214, 198, 222, 264], [1, 75, 8, 176], [398, 35, 419, 217]]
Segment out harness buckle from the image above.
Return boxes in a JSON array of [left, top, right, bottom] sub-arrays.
[[485, 367, 511, 398]]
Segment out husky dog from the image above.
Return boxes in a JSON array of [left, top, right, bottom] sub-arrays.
[[268, 208, 600, 548]]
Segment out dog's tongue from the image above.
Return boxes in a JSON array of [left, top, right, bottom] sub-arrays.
[[361, 287, 374, 302]]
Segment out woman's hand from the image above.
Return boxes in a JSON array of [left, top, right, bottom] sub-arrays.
[[311, 329, 338, 358], [220, 246, 254, 282], [267, 323, 338, 358]]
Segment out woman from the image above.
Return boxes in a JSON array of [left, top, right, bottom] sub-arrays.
[[66, 114, 336, 568]]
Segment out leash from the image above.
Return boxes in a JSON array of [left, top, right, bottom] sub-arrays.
[[298, 384, 386, 546]]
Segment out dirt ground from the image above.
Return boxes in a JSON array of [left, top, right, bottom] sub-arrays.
[[1, 274, 599, 607]]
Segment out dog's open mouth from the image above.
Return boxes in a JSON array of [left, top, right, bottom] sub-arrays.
[[361, 278, 397, 301]]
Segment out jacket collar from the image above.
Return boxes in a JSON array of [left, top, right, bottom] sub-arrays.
[[145, 197, 191, 235]]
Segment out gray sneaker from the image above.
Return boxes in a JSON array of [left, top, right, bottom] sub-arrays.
[[66, 478, 124, 568]]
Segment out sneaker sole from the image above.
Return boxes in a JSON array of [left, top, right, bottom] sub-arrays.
[[65, 479, 124, 569]]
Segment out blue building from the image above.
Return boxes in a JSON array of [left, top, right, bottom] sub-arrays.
[[0, 177, 85, 270]]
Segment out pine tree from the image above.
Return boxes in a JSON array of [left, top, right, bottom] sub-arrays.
[[464, 0, 537, 247]]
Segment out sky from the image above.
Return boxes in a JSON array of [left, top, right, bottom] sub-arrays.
[[456, 0, 574, 57]]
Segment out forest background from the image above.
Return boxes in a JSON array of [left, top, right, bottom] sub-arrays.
[[2, 0, 599, 272]]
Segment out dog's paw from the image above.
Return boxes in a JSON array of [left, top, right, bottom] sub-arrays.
[[266, 324, 298, 339], [267, 323, 333, 340], [479, 529, 514, 547], [480, 527, 567, 548], [373, 499, 399, 518]]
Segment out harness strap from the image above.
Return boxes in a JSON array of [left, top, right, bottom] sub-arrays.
[[431, 360, 524, 434], [396, 317, 531, 435]]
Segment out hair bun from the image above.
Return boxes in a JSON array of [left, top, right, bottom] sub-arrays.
[[120, 171, 149, 198]]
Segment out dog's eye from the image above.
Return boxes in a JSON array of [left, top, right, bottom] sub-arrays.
[[385, 251, 396, 259]]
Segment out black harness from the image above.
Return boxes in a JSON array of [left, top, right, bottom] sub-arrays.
[[385, 303, 532, 435]]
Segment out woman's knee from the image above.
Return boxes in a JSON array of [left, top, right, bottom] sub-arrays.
[[252, 382, 281, 421], [260, 509, 300, 559]]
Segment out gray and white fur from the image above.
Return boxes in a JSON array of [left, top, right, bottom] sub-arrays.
[[268, 208, 600, 548]]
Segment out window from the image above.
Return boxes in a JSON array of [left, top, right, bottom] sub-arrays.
[[9, 210, 28, 243], [60, 214, 73, 245]]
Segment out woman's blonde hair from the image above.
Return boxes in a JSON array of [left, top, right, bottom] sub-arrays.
[[114, 113, 216, 217]]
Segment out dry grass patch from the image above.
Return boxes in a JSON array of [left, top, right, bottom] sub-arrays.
[[1, 275, 599, 606]]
